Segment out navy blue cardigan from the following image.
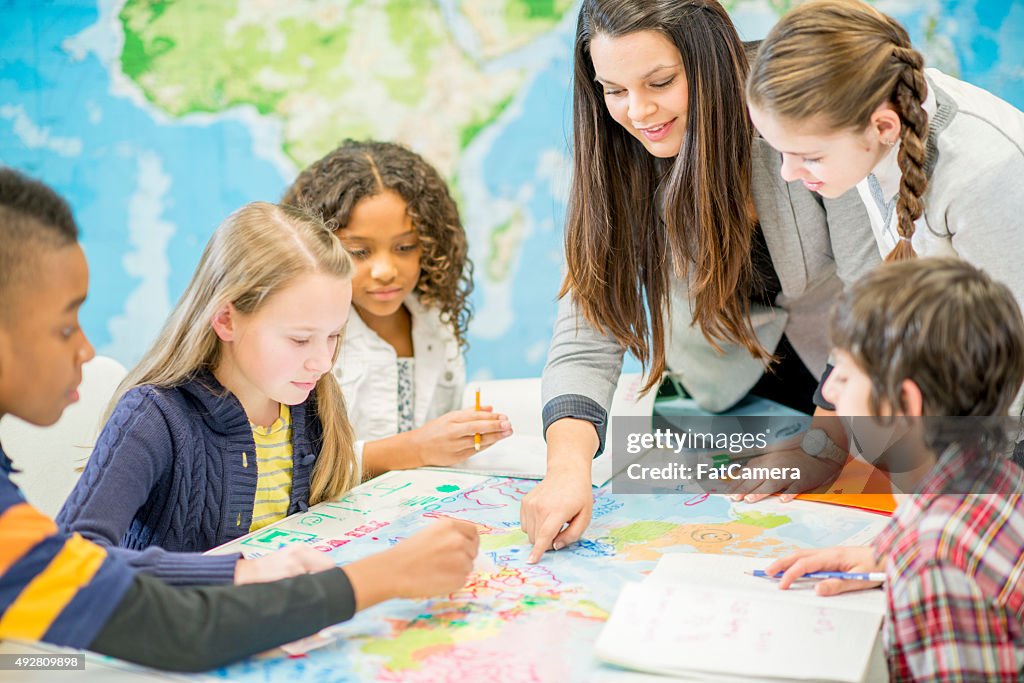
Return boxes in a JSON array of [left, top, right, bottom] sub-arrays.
[[58, 371, 324, 586]]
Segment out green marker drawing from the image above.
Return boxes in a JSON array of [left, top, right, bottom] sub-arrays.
[[436, 484, 459, 493]]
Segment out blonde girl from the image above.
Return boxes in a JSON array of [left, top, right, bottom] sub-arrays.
[[283, 140, 512, 477], [58, 202, 360, 585]]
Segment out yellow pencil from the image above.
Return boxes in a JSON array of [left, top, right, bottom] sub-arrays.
[[474, 388, 481, 451]]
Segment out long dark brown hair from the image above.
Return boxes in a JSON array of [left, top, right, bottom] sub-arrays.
[[565, 0, 764, 393], [748, 0, 928, 261], [283, 140, 473, 348]]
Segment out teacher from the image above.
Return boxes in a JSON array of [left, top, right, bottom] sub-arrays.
[[520, 0, 877, 562]]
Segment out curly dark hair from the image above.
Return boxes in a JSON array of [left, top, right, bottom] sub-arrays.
[[282, 140, 473, 348]]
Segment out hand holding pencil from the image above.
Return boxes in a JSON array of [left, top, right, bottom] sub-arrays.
[[762, 546, 885, 596], [405, 400, 513, 467], [474, 388, 482, 451]]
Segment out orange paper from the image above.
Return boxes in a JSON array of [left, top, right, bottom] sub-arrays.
[[795, 457, 898, 515]]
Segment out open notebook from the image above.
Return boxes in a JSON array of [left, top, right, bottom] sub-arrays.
[[422, 373, 656, 486], [594, 554, 885, 682]]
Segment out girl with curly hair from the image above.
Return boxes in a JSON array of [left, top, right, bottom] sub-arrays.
[[283, 140, 512, 476]]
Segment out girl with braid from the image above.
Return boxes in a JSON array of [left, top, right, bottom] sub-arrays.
[[735, 0, 1024, 504], [748, 0, 1024, 280], [283, 141, 512, 478]]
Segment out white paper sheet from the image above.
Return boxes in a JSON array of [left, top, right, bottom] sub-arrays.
[[594, 554, 884, 682], [595, 579, 882, 682]]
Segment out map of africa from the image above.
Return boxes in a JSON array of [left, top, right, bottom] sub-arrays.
[[2, 1, 1022, 379], [205, 469, 888, 682]]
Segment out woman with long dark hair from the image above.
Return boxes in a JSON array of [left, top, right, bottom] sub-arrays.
[[520, 0, 877, 562]]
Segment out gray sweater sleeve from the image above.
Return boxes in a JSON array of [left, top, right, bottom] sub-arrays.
[[541, 295, 626, 455]]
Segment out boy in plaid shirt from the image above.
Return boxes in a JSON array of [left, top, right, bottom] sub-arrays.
[[766, 257, 1024, 682]]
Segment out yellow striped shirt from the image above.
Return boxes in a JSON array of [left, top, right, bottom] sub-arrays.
[[249, 403, 294, 532]]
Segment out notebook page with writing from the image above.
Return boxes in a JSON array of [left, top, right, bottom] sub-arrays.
[[594, 578, 882, 682]]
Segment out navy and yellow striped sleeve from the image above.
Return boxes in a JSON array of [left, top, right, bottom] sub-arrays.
[[0, 474, 135, 649]]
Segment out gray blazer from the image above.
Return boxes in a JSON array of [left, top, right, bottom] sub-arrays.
[[541, 139, 878, 453]]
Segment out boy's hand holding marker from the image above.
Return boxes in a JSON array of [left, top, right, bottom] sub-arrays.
[[762, 546, 884, 596], [343, 518, 480, 609]]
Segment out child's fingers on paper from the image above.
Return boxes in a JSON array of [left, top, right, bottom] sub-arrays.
[[815, 578, 879, 597], [296, 546, 338, 573], [763, 549, 818, 577], [778, 554, 846, 590], [777, 556, 823, 589]]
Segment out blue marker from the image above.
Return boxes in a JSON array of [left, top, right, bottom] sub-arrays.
[[750, 569, 886, 582]]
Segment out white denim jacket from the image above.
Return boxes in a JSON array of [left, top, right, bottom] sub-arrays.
[[333, 294, 466, 461]]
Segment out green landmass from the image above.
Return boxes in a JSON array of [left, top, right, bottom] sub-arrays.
[[734, 510, 791, 529], [461, 93, 514, 149], [605, 521, 677, 549]]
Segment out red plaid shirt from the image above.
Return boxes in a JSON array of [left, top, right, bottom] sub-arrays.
[[875, 445, 1024, 682]]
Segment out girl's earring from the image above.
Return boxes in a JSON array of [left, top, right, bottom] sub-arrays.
[[883, 138, 897, 147]]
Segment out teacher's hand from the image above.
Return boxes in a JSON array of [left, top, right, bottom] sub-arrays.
[[520, 417, 598, 563], [520, 468, 592, 564]]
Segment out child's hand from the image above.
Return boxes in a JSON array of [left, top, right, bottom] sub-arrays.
[[233, 544, 337, 584], [384, 518, 480, 597], [763, 546, 884, 595], [414, 408, 513, 466], [343, 518, 479, 610]]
